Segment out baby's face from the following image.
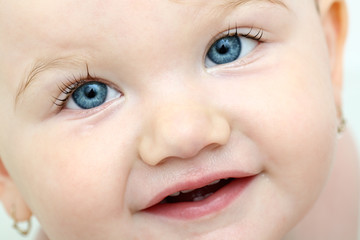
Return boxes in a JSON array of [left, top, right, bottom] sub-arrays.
[[0, 0, 340, 239]]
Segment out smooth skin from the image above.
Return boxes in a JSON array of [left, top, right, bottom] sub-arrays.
[[0, 0, 358, 239]]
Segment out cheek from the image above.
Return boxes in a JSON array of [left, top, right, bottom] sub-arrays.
[[258, 61, 336, 186], [6, 117, 136, 239], [252, 69, 336, 219], [206, 50, 337, 229], [252, 86, 337, 231], [258, 86, 336, 187]]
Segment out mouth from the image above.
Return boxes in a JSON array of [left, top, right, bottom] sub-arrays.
[[160, 178, 234, 203], [143, 175, 255, 220]]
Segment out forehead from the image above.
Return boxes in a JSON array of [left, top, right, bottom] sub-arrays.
[[0, 0, 316, 79], [0, 0, 289, 40], [0, 0, 310, 58], [0, 0, 295, 66]]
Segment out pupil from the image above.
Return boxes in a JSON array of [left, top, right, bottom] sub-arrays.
[[217, 44, 229, 54], [85, 88, 97, 98]]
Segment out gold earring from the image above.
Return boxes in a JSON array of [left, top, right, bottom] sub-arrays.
[[11, 204, 32, 236], [337, 117, 346, 135]]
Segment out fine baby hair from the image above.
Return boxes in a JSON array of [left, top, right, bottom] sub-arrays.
[[0, 0, 358, 239]]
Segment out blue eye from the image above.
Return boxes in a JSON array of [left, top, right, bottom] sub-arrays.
[[205, 33, 259, 68], [65, 81, 121, 109], [207, 36, 241, 65]]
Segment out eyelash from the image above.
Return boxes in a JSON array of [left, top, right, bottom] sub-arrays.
[[53, 65, 96, 108], [239, 27, 264, 41], [212, 26, 264, 43]]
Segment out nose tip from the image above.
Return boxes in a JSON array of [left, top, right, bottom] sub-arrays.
[[138, 104, 230, 166]]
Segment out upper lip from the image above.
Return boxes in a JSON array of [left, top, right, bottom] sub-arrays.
[[142, 170, 258, 210]]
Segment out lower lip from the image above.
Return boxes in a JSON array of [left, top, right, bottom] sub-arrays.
[[143, 176, 255, 220]]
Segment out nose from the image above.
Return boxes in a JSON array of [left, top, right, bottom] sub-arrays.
[[138, 102, 230, 166]]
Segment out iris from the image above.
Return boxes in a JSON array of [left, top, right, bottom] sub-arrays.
[[72, 81, 108, 109], [207, 36, 241, 65]]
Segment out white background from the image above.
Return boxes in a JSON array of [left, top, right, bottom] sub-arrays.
[[1, 0, 360, 239]]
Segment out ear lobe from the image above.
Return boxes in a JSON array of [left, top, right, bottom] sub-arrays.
[[0, 157, 32, 221], [320, 0, 348, 109]]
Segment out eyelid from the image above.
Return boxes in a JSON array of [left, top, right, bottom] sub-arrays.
[[205, 27, 264, 53], [65, 83, 121, 110], [204, 27, 264, 68], [53, 73, 123, 110]]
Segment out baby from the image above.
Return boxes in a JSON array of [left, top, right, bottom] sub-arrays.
[[0, 0, 358, 239]]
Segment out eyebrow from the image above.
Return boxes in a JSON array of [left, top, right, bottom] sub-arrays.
[[170, 0, 288, 10], [220, 0, 287, 10], [16, 56, 88, 104]]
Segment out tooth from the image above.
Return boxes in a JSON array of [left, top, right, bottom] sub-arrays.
[[181, 189, 193, 194], [204, 193, 213, 198], [169, 191, 180, 197], [193, 193, 213, 202], [208, 180, 220, 186], [193, 196, 205, 202]]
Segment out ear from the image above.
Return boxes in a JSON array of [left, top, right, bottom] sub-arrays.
[[319, 0, 348, 113], [0, 157, 32, 221]]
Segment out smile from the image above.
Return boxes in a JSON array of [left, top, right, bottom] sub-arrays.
[[143, 175, 256, 220], [161, 178, 233, 203]]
